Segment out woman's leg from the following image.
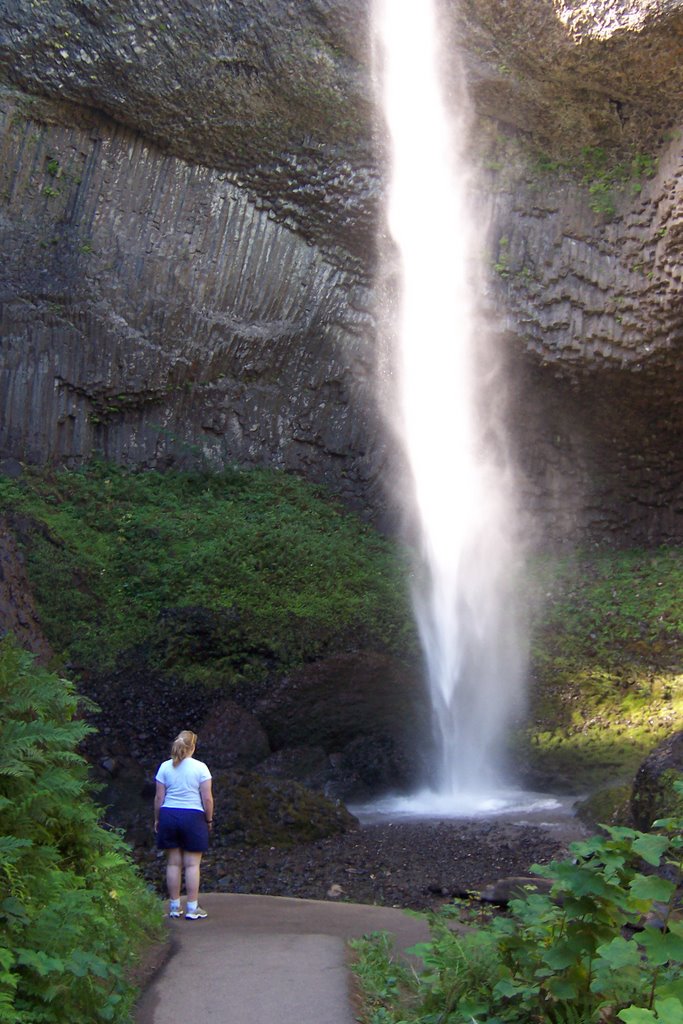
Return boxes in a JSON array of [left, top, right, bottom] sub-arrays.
[[183, 851, 203, 902], [166, 848, 182, 900]]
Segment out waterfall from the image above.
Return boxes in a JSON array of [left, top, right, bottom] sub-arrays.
[[374, 0, 527, 812]]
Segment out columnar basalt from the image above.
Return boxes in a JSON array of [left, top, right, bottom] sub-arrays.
[[0, 0, 682, 540], [0, 91, 380, 506]]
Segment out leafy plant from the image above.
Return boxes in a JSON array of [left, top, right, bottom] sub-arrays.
[[0, 637, 163, 1022], [45, 157, 61, 178], [352, 792, 683, 1023], [494, 235, 511, 277], [579, 146, 658, 218]]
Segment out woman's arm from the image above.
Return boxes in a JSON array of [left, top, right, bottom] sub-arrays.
[[154, 781, 166, 833], [199, 779, 214, 827]]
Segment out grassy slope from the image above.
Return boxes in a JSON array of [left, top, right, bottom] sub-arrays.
[[525, 547, 683, 794], [0, 462, 416, 678], [1, 463, 681, 795]]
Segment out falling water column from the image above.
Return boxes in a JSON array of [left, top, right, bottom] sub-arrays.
[[375, 0, 526, 809]]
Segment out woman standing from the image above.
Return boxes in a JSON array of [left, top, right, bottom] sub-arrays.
[[154, 730, 214, 919]]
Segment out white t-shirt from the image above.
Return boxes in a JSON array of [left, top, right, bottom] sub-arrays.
[[155, 756, 212, 812]]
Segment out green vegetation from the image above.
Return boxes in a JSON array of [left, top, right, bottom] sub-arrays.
[[351, 794, 683, 1023], [0, 462, 415, 681], [1, 464, 680, 794], [580, 147, 658, 217], [0, 638, 163, 1022], [530, 145, 659, 218], [524, 547, 683, 793], [493, 235, 511, 278], [45, 157, 61, 178]]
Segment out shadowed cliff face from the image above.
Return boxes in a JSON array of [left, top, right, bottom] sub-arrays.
[[0, 0, 682, 541], [0, 91, 381, 505]]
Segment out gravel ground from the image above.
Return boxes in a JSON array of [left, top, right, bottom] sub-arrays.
[[140, 815, 589, 912]]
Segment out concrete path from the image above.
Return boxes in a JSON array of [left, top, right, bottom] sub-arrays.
[[134, 893, 430, 1024]]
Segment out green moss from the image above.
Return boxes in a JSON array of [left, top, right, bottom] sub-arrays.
[[0, 462, 415, 680], [211, 770, 357, 847]]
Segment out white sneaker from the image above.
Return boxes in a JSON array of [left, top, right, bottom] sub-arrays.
[[185, 906, 208, 920], [169, 906, 182, 918]]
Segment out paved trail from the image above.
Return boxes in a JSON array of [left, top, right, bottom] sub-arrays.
[[135, 893, 430, 1024]]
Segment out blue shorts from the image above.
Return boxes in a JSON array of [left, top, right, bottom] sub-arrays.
[[157, 808, 209, 853]]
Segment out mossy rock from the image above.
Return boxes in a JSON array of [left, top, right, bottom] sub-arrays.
[[575, 784, 633, 829], [211, 769, 358, 848], [631, 731, 683, 831]]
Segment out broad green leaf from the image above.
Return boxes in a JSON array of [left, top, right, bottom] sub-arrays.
[[658, 978, 683, 1002], [618, 1009, 657, 1024], [546, 976, 579, 999], [633, 835, 670, 867], [629, 875, 676, 902], [640, 928, 683, 965], [543, 941, 586, 970], [596, 935, 641, 968], [654, 997, 683, 1024], [493, 978, 523, 998]]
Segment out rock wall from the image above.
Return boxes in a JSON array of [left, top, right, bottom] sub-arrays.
[[1, 0, 682, 542], [0, 90, 381, 506], [483, 130, 683, 543]]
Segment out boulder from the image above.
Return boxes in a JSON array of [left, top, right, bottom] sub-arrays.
[[252, 651, 430, 797], [477, 876, 555, 905], [210, 769, 358, 848], [631, 732, 683, 831], [197, 699, 271, 771]]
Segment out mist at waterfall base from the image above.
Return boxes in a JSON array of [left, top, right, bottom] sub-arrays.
[[357, 0, 565, 823]]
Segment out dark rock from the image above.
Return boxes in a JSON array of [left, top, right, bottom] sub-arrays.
[[210, 769, 358, 848], [198, 699, 271, 771], [574, 783, 633, 829], [478, 875, 555, 905], [631, 731, 683, 831], [150, 816, 590, 911], [253, 651, 430, 797], [256, 746, 332, 786], [79, 663, 214, 777], [0, 458, 23, 480]]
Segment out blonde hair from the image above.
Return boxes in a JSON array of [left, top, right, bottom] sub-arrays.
[[171, 730, 197, 768]]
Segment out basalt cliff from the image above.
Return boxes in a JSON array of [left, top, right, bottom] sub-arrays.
[[1, 0, 682, 542]]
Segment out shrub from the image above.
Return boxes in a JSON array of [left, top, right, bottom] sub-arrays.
[[0, 637, 163, 1022]]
